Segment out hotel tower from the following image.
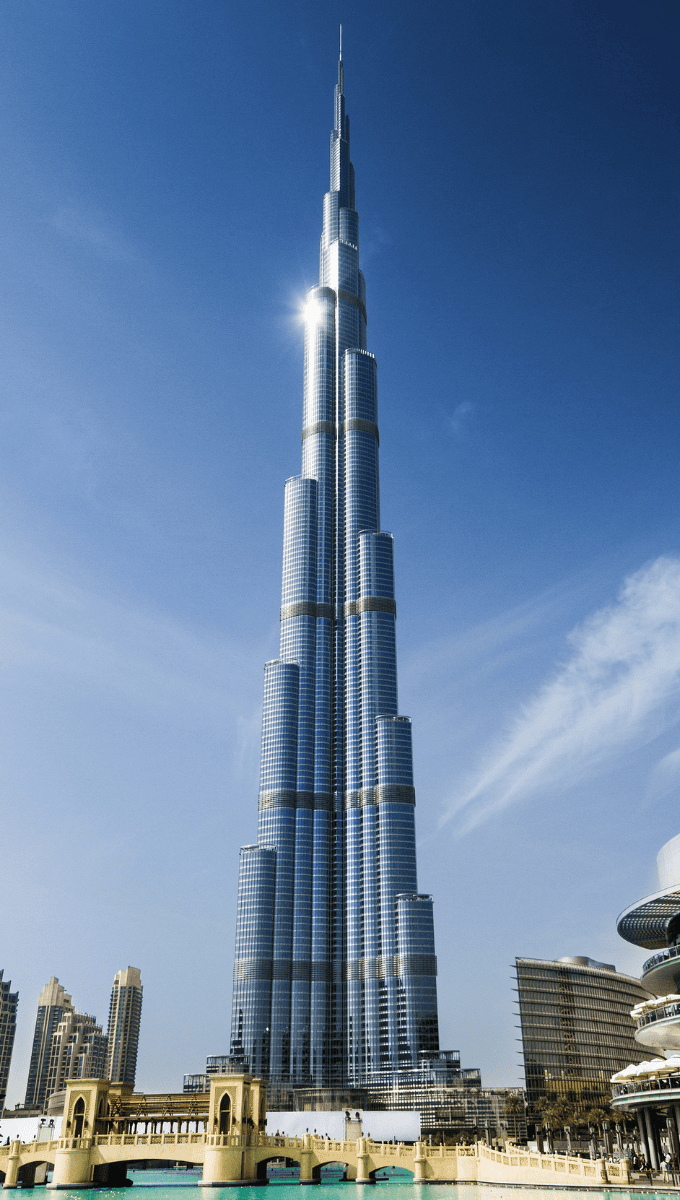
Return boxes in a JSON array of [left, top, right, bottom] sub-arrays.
[[230, 39, 440, 1091]]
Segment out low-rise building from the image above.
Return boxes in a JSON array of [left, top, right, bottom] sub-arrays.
[[431, 1086, 527, 1142], [185, 1051, 516, 1142], [184, 1074, 210, 1093]]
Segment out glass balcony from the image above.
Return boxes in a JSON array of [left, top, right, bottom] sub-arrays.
[[644, 943, 680, 974], [641, 943, 680, 997], [631, 995, 680, 1051]]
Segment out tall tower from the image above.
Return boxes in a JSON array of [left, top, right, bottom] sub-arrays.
[[45, 1011, 107, 1097], [25, 977, 74, 1111], [0, 971, 18, 1112], [230, 38, 439, 1091], [105, 967, 143, 1086]]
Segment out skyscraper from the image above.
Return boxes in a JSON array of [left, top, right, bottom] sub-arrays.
[[0, 970, 18, 1112], [230, 39, 440, 1092], [45, 1010, 107, 1098], [25, 977, 74, 1111], [105, 967, 143, 1086]]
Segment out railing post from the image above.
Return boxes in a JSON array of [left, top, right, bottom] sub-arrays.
[[413, 1141, 427, 1183], [355, 1137, 372, 1185], [2, 1143, 21, 1190], [300, 1133, 315, 1184]]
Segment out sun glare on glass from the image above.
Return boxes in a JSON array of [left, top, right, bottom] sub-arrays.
[[303, 297, 322, 326]]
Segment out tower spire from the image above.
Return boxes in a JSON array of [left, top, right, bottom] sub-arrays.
[[230, 37, 440, 1093]]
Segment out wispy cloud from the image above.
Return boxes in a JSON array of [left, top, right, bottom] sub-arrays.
[[441, 556, 680, 836], [361, 225, 392, 263], [645, 746, 680, 805], [449, 400, 475, 436], [0, 549, 262, 750], [402, 566, 596, 699], [51, 204, 136, 263]]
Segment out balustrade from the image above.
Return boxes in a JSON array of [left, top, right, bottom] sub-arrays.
[[0, 1130, 629, 1190]]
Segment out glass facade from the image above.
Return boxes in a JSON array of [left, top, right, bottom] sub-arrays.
[[45, 1010, 107, 1096], [0, 970, 18, 1111], [617, 884, 680, 950], [230, 47, 439, 1090], [24, 977, 74, 1110], [105, 967, 143, 1086], [616, 837, 680, 994], [367, 1057, 526, 1140], [184, 1073, 210, 1093], [515, 956, 651, 1114]]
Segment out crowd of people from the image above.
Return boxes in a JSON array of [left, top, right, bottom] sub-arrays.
[[629, 1148, 677, 1184]]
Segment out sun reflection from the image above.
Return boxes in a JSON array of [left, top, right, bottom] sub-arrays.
[[303, 297, 322, 327]]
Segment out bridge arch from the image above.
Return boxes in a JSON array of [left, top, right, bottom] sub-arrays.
[[256, 1154, 302, 1183], [131, 1158, 199, 1168], [369, 1163, 414, 1183], [17, 1158, 55, 1189], [311, 1158, 355, 1183]]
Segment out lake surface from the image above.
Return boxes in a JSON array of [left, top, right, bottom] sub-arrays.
[[38, 1167, 680, 1200]]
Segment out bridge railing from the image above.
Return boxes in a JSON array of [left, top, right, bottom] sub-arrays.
[[257, 1135, 307, 1149], [0, 1131, 629, 1187], [475, 1140, 627, 1183], [0, 1139, 60, 1158], [93, 1132, 207, 1148], [300, 1136, 413, 1157]]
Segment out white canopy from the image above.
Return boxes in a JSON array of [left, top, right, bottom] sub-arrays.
[[612, 1054, 680, 1083], [631, 994, 680, 1019]]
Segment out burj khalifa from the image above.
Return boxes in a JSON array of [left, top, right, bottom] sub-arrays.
[[230, 38, 440, 1091]]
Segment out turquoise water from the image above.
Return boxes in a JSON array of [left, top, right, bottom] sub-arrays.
[[35, 1170, 680, 1200]]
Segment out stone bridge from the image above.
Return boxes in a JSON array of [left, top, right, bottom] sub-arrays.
[[0, 1075, 632, 1189]]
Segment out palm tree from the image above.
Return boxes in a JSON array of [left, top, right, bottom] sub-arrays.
[[583, 1108, 609, 1159], [538, 1101, 564, 1153], [502, 1094, 525, 1143], [552, 1101, 577, 1154], [610, 1106, 633, 1155]]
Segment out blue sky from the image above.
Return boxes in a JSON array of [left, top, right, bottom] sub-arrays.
[[2, 0, 679, 1102]]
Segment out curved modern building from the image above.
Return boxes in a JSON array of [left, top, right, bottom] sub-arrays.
[[630, 995, 680, 1054], [617, 832, 680, 996], [515, 955, 650, 1114], [611, 833, 680, 1168], [229, 40, 439, 1092]]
